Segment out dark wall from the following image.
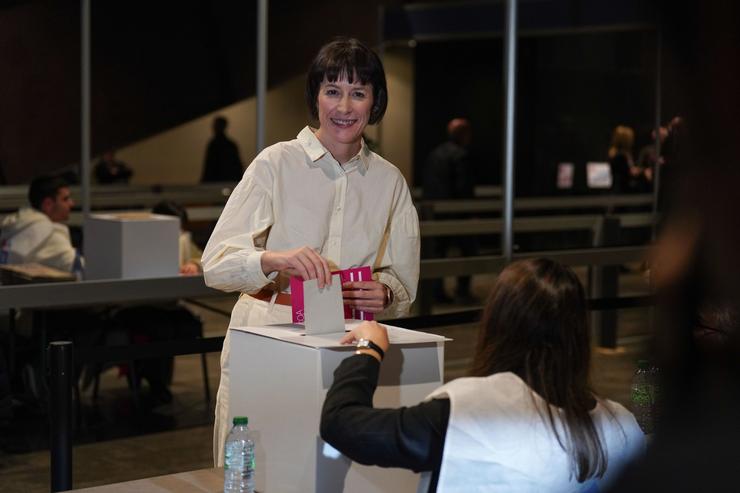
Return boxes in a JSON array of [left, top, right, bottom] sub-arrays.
[[0, 0, 398, 184], [413, 37, 504, 189], [0, 0, 671, 191], [0, 2, 80, 183], [413, 29, 660, 195]]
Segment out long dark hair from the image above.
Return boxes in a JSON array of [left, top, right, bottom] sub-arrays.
[[471, 258, 606, 482]]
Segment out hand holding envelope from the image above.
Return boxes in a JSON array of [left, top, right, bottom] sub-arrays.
[[342, 281, 387, 313], [303, 273, 345, 334], [261, 246, 332, 288], [291, 266, 379, 328]]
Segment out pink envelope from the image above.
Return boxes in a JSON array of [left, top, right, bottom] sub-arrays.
[[290, 266, 374, 324]]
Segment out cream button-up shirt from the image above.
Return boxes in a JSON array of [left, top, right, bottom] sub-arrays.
[[202, 126, 420, 318]]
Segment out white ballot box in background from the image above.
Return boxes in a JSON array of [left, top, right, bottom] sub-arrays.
[[83, 212, 180, 280], [229, 322, 449, 493]]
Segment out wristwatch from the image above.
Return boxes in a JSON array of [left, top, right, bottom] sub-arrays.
[[356, 338, 385, 360]]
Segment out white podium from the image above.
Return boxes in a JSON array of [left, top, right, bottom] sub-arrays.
[[229, 321, 448, 493]]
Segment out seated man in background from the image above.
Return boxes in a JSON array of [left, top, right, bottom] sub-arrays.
[[0, 174, 82, 273], [0, 175, 91, 407]]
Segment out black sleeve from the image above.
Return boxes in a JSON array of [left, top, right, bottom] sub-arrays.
[[320, 354, 450, 473], [610, 154, 631, 192]]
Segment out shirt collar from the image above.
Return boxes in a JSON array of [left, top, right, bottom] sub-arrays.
[[297, 126, 370, 174]]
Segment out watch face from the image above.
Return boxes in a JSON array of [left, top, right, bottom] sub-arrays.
[[357, 338, 371, 350]]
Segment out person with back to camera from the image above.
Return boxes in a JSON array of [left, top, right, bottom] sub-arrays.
[[201, 116, 244, 183], [201, 37, 420, 466], [321, 258, 645, 493], [422, 117, 478, 304]]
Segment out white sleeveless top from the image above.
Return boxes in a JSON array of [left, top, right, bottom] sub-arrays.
[[419, 372, 645, 493]]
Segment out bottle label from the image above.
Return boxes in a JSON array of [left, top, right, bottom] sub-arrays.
[[631, 387, 652, 405]]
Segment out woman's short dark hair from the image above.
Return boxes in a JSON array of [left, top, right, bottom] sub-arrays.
[[471, 258, 606, 483], [305, 37, 388, 125]]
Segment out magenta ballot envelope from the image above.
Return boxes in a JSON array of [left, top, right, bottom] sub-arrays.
[[290, 266, 374, 324]]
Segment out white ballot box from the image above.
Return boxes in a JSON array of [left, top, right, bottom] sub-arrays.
[[229, 322, 448, 493], [84, 212, 180, 280]]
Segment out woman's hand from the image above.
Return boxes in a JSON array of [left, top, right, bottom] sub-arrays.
[[644, 166, 654, 182], [340, 321, 390, 361], [261, 247, 332, 288], [342, 281, 390, 313]]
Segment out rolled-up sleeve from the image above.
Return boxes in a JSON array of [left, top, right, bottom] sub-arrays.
[[201, 161, 276, 294]]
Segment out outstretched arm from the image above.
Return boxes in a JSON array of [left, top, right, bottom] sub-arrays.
[[320, 322, 449, 472]]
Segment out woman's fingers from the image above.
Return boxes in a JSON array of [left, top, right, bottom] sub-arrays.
[[340, 322, 390, 355], [297, 247, 332, 288], [320, 254, 332, 287], [292, 249, 318, 284], [339, 331, 357, 345], [307, 248, 331, 287], [342, 281, 386, 313], [342, 281, 384, 297], [270, 246, 332, 288]]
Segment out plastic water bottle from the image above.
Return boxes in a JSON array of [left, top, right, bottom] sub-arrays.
[[224, 416, 255, 493], [630, 360, 654, 434]]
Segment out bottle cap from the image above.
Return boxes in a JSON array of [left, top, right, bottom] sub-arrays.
[[232, 416, 249, 426]]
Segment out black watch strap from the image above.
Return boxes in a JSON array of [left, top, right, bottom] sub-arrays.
[[357, 338, 385, 360]]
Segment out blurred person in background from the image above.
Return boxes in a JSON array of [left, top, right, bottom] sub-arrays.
[[422, 117, 479, 304], [97, 201, 206, 404], [0, 174, 82, 273], [200, 116, 243, 183], [607, 125, 644, 193], [94, 149, 133, 185], [608, 1, 740, 491], [152, 200, 202, 275], [636, 116, 685, 197]]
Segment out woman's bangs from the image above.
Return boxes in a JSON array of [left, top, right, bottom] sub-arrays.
[[321, 57, 372, 86]]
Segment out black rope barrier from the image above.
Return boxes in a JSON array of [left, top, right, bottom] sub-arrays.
[[386, 294, 655, 331]]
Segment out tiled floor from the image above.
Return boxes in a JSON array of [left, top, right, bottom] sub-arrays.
[[0, 266, 653, 492]]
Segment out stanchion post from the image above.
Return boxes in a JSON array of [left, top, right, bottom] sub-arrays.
[[49, 341, 73, 492], [590, 216, 620, 348]]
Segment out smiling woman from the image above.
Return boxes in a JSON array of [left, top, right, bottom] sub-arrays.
[[314, 79, 374, 163], [201, 37, 420, 466], [305, 37, 388, 164]]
